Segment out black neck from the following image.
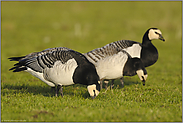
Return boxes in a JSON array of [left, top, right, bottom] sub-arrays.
[[140, 28, 159, 67], [141, 37, 158, 67], [123, 58, 136, 76], [69, 50, 89, 65], [142, 30, 152, 47]]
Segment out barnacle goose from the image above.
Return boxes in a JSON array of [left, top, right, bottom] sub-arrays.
[[84, 44, 148, 89], [113, 28, 165, 67], [9, 47, 100, 99], [86, 27, 165, 89]]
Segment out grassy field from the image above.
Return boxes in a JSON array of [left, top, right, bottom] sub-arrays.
[[1, 1, 182, 122]]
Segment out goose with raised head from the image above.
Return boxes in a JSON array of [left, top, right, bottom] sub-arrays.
[[85, 28, 165, 89], [84, 45, 148, 89]]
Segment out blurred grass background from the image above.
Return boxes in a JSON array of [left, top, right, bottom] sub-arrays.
[[1, 1, 182, 122]]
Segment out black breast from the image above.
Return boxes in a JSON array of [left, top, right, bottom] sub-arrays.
[[73, 62, 99, 85], [141, 44, 158, 67], [69, 50, 99, 86]]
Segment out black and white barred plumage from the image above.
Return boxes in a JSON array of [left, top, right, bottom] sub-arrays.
[[84, 45, 148, 86], [9, 47, 71, 72], [84, 43, 123, 64], [9, 47, 100, 99], [104, 28, 165, 67], [86, 28, 165, 68], [85, 28, 165, 89], [111, 40, 138, 49]]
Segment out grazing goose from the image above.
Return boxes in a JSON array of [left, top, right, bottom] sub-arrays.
[[90, 27, 165, 89], [84, 45, 148, 89], [9, 47, 100, 99]]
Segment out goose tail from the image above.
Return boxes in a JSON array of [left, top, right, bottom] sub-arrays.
[[8, 56, 27, 72], [8, 56, 25, 61]]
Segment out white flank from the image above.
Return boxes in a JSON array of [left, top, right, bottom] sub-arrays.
[[95, 51, 128, 80], [123, 43, 141, 58], [43, 58, 78, 86], [26, 68, 55, 87]]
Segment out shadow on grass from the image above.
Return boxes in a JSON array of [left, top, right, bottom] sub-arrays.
[[102, 77, 142, 89], [1, 83, 91, 98], [2, 83, 53, 96], [1, 77, 142, 98]]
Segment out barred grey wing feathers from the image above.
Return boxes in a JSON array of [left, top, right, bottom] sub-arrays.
[[9, 47, 73, 73], [85, 43, 122, 63], [112, 40, 141, 49], [23, 47, 71, 60], [30, 50, 73, 71]]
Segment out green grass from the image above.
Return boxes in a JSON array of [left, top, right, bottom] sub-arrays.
[[1, 1, 182, 122]]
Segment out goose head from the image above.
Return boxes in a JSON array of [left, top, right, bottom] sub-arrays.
[[148, 28, 165, 41], [87, 82, 100, 99], [123, 57, 148, 86], [85, 64, 100, 99], [143, 28, 165, 43], [133, 58, 148, 86]]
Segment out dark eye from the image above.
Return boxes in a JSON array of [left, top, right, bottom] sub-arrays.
[[155, 32, 159, 34], [141, 76, 145, 82]]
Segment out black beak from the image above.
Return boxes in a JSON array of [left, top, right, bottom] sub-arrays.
[[91, 90, 96, 99], [91, 96, 96, 99], [159, 34, 165, 41], [142, 81, 145, 86], [142, 76, 145, 86]]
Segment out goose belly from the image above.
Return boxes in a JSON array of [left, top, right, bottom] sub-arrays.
[[96, 52, 128, 80], [43, 58, 78, 86], [123, 44, 141, 58], [96, 65, 123, 80], [26, 68, 55, 87]]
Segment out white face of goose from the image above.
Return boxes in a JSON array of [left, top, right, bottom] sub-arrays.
[[148, 29, 165, 41], [87, 83, 100, 99], [136, 70, 148, 86]]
